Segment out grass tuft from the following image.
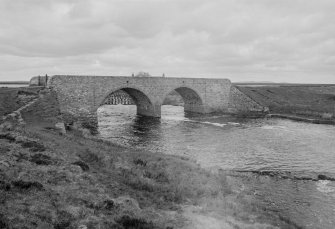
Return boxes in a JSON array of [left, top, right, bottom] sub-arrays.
[[20, 140, 46, 152], [0, 133, 15, 142], [116, 215, 155, 229], [30, 153, 53, 165], [72, 161, 90, 171], [0, 213, 9, 229], [133, 158, 147, 167], [11, 180, 44, 191]]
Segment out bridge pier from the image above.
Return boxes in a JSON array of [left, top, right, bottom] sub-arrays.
[[184, 104, 205, 114], [137, 104, 161, 117]]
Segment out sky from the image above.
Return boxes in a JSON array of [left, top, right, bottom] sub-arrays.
[[0, 0, 334, 83]]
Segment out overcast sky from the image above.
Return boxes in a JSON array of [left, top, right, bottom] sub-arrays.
[[0, 0, 334, 83]]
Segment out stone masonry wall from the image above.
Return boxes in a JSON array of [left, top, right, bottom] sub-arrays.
[[228, 86, 269, 114]]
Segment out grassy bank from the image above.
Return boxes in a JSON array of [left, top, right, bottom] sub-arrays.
[[0, 87, 42, 117], [0, 124, 302, 229], [237, 85, 335, 121]]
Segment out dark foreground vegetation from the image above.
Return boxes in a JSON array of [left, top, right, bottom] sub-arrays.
[[237, 85, 335, 122], [0, 125, 305, 229]]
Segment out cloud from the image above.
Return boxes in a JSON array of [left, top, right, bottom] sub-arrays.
[[0, 0, 334, 83]]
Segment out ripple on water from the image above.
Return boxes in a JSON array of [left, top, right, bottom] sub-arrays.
[[317, 180, 335, 194], [260, 125, 288, 130], [97, 105, 335, 229], [200, 121, 227, 127]]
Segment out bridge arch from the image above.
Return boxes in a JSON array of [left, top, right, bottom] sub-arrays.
[[163, 87, 204, 113], [99, 87, 161, 117], [102, 90, 135, 105]]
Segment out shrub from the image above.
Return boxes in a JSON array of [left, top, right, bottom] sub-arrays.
[[133, 158, 147, 167], [53, 211, 73, 229], [0, 180, 11, 191], [143, 170, 169, 183], [0, 146, 9, 154], [78, 149, 101, 164], [30, 153, 53, 165], [116, 215, 155, 229], [0, 214, 9, 229], [11, 180, 44, 191], [72, 161, 90, 171], [20, 140, 46, 152], [0, 133, 15, 142]]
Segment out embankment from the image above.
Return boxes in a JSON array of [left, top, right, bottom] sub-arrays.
[[19, 88, 61, 126], [1, 87, 62, 131], [237, 85, 335, 123], [0, 87, 42, 117], [228, 86, 269, 116], [0, 126, 303, 229]]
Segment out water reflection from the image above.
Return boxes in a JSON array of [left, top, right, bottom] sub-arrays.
[[129, 116, 163, 148]]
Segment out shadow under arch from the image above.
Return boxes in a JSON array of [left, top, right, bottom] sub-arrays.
[[164, 87, 204, 114], [100, 87, 160, 117]]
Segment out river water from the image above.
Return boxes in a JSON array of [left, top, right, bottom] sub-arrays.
[[98, 105, 335, 228], [0, 84, 28, 88]]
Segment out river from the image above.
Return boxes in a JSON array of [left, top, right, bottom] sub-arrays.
[[98, 105, 335, 229], [0, 84, 29, 88]]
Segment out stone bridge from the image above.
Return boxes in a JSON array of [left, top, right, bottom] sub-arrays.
[[47, 75, 232, 127]]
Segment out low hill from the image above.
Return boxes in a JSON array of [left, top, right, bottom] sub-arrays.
[[0, 81, 29, 84]]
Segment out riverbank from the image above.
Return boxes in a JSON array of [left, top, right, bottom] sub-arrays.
[[237, 85, 335, 124], [266, 113, 335, 125], [0, 87, 42, 117], [0, 81, 29, 85], [0, 122, 306, 228]]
